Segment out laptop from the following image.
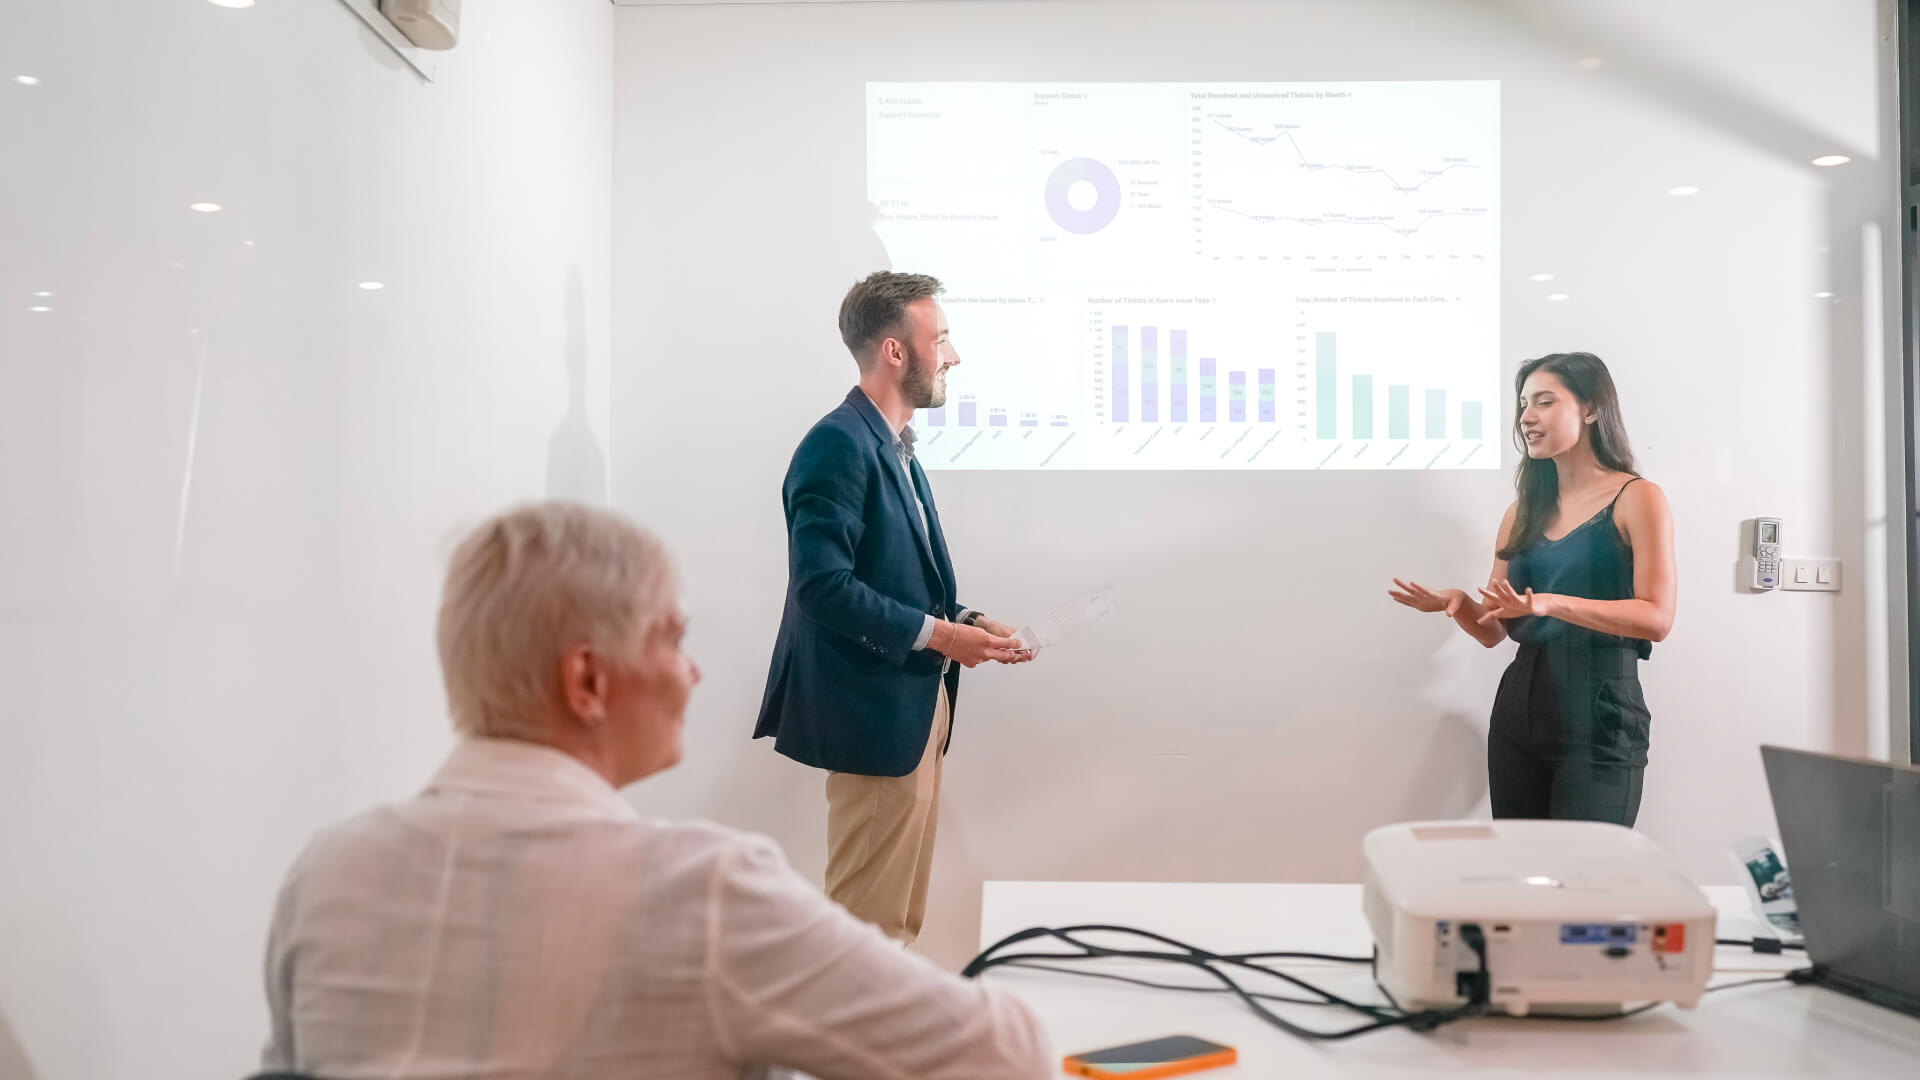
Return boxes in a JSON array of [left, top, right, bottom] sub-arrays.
[[1760, 745, 1920, 1018]]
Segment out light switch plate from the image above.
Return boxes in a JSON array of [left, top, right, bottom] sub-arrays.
[[1781, 558, 1841, 592]]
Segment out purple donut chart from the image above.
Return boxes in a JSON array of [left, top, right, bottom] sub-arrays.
[[1043, 157, 1122, 234]]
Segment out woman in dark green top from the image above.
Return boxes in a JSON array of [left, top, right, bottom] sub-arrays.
[[1391, 352, 1677, 826]]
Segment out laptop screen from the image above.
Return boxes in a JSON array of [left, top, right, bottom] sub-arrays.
[[1761, 746, 1920, 1016]]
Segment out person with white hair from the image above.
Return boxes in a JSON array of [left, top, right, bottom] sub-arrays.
[[259, 501, 1050, 1079]]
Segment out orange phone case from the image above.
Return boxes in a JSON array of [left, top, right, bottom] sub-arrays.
[[1063, 1045, 1238, 1079]]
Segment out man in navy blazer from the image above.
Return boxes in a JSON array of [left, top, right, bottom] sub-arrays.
[[755, 271, 1031, 943]]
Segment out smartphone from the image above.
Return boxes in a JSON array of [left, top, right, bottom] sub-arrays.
[[1063, 1035, 1237, 1079]]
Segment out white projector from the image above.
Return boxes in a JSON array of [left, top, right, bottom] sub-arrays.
[[1363, 820, 1715, 1017]]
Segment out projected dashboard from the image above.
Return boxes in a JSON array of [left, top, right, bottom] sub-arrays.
[[867, 81, 1501, 470]]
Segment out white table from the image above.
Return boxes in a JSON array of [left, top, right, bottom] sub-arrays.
[[978, 882, 1920, 1078]]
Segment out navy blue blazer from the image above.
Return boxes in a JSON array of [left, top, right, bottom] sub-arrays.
[[754, 388, 965, 777]]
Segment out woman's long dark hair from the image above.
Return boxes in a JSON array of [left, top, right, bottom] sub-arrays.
[[1498, 351, 1638, 560]]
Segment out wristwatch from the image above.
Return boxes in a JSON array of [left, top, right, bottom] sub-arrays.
[[960, 611, 984, 627]]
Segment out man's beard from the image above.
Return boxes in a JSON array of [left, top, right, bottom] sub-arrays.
[[900, 345, 946, 409]]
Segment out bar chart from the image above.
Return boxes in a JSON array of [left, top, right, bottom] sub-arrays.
[[1106, 323, 1277, 429], [1295, 293, 1499, 469], [1311, 331, 1481, 441], [904, 293, 1089, 468], [1038, 292, 1492, 468]]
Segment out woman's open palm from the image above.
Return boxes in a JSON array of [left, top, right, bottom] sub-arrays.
[[1477, 579, 1544, 623], [1390, 579, 1463, 616]]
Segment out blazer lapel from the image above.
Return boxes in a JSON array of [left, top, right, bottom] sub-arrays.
[[882, 442, 942, 582]]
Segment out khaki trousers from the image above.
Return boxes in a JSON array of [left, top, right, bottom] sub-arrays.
[[823, 685, 949, 944]]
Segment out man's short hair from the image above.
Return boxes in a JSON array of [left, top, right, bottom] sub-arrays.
[[436, 501, 674, 741], [838, 271, 944, 365]]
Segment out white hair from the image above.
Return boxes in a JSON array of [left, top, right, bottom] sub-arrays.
[[437, 501, 674, 740]]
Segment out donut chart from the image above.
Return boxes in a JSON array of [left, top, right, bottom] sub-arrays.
[[1044, 157, 1122, 235]]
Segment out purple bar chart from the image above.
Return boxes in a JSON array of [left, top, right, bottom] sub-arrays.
[[1107, 326, 1274, 427], [1171, 330, 1189, 422], [1141, 327, 1159, 423]]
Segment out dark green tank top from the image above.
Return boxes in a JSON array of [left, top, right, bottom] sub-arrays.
[[1504, 478, 1653, 659]]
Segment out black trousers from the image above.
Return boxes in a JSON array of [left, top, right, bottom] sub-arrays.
[[1488, 643, 1650, 826]]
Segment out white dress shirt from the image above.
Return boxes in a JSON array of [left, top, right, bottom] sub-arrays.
[[262, 738, 1050, 1079], [858, 390, 971, 653]]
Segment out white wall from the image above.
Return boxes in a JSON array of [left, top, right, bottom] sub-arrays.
[[612, 0, 1908, 970], [0, 2, 613, 1077]]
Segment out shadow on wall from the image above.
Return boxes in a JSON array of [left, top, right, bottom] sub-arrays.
[[1399, 630, 1500, 822], [547, 265, 609, 505], [0, 1006, 39, 1080], [1392, 479, 1507, 823], [661, 196, 900, 882]]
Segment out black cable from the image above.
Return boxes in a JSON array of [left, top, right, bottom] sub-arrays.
[[1227, 949, 1374, 965], [975, 926, 1397, 1014], [967, 925, 1397, 1018], [1371, 946, 1407, 1015], [997, 960, 1348, 1008], [965, 924, 1491, 1041], [1704, 969, 1814, 993], [1715, 936, 1805, 954], [1457, 925, 1491, 1008], [970, 923, 1811, 1042]]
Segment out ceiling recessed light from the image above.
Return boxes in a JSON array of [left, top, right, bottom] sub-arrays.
[[357, 281, 386, 291], [1525, 875, 1563, 888], [1814, 291, 1835, 299], [189, 202, 223, 213], [1668, 186, 1701, 197], [242, 240, 255, 247], [208, 0, 257, 7], [28, 306, 50, 313], [33, 291, 52, 298], [1529, 273, 1555, 282], [1547, 293, 1570, 302], [1577, 57, 1605, 71], [14, 75, 39, 86], [1811, 155, 1851, 168]]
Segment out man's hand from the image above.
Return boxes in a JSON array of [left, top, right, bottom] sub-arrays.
[[930, 620, 1025, 667], [971, 616, 1036, 663]]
